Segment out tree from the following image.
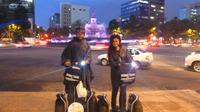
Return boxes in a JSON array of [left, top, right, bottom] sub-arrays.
[[160, 17, 197, 42], [14, 6, 31, 39], [122, 15, 139, 33], [48, 26, 70, 37], [36, 26, 45, 34], [193, 17, 200, 38], [71, 20, 84, 34], [161, 18, 181, 40], [121, 15, 156, 38], [136, 19, 156, 38], [108, 19, 119, 34], [121, 15, 139, 38]]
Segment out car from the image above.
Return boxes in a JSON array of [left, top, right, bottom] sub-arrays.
[[0, 42, 7, 47], [97, 47, 153, 68], [15, 41, 32, 48], [191, 42, 200, 47], [0, 42, 15, 47], [90, 43, 109, 50], [185, 51, 200, 72], [148, 42, 160, 47]]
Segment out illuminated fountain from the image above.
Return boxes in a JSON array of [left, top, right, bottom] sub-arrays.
[[85, 16, 107, 38]]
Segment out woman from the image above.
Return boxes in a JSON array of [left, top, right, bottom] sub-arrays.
[[108, 34, 133, 112]]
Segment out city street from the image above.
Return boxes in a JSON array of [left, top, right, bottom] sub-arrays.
[[0, 46, 200, 93]]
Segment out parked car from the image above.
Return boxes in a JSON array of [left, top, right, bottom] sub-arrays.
[[97, 47, 153, 68], [185, 51, 200, 72]]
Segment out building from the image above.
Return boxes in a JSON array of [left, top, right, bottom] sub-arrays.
[[49, 13, 60, 28], [179, 3, 200, 22], [60, 3, 90, 28], [0, 0, 35, 30], [149, 0, 165, 24], [121, 0, 165, 24]]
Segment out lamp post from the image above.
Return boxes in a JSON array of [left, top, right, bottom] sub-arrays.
[[29, 0, 35, 36], [33, 0, 35, 34], [26, 0, 35, 37]]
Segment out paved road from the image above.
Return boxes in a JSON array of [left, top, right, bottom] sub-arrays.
[[0, 46, 200, 93]]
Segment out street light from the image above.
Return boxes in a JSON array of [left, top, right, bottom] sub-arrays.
[[28, 0, 35, 37]]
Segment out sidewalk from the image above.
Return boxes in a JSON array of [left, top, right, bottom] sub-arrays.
[[0, 89, 200, 112]]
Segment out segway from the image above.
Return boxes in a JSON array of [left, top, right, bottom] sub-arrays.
[[55, 92, 67, 112], [55, 60, 98, 112], [96, 94, 109, 112], [127, 93, 143, 112]]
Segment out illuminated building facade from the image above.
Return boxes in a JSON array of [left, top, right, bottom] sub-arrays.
[[121, 0, 165, 24]]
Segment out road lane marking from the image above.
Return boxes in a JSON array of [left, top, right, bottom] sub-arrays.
[[0, 67, 65, 89], [25, 67, 65, 80], [0, 53, 21, 55]]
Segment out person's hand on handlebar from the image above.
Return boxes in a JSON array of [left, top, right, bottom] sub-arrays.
[[84, 59, 90, 64], [64, 60, 71, 66]]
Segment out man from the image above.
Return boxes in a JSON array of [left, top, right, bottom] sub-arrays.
[[61, 27, 93, 105]]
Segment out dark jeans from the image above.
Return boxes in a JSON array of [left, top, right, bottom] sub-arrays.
[[111, 83, 127, 112]]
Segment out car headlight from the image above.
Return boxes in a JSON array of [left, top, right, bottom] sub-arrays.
[[185, 56, 189, 61], [97, 55, 101, 59], [191, 52, 196, 55]]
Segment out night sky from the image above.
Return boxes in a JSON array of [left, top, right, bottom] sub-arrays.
[[35, 0, 200, 29]]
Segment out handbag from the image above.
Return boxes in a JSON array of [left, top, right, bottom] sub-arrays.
[[76, 81, 87, 98], [120, 63, 136, 84], [64, 65, 81, 82]]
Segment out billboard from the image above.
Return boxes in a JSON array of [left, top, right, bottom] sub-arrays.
[[0, 0, 35, 39], [0, 0, 34, 29]]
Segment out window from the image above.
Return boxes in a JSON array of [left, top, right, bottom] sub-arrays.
[[129, 49, 140, 55], [138, 48, 146, 53], [134, 50, 140, 55]]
